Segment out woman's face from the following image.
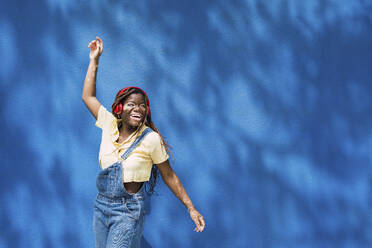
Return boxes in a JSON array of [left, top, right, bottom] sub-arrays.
[[120, 93, 146, 128]]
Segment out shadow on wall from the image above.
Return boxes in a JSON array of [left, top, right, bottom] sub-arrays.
[[0, 1, 86, 247], [129, 1, 372, 247], [1, 0, 372, 248], [127, 1, 371, 247], [0, 115, 81, 247]]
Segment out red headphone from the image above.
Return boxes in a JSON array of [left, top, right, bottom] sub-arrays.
[[113, 86, 151, 116]]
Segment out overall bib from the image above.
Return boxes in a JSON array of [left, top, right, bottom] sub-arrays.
[[93, 128, 152, 248]]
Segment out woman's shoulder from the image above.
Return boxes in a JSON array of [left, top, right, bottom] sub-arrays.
[[142, 127, 162, 144], [96, 105, 117, 130], [142, 127, 168, 160], [100, 105, 115, 118]]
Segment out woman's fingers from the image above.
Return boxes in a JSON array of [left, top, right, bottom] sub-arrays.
[[96, 36, 103, 44], [88, 37, 103, 60], [194, 218, 203, 232], [89, 37, 103, 54], [96, 36, 103, 53], [194, 218, 201, 232], [190, 210, 205, 232], [88, 40, 97, 49], [198, 215, 205, 232]]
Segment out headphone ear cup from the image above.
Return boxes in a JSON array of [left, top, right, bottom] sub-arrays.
[[114, 103, 123, 115]]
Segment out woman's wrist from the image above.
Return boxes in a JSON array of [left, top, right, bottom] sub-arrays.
[[90, 58, 99, 65], [187, 205, 196, 212]]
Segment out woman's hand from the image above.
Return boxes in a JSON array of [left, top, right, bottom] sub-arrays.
[[189, 207, 205, 232], [88, 36, 103, 62]]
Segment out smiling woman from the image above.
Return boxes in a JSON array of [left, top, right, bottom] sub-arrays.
[[82, 36, 205, 248], [119, 94, 146, 129]]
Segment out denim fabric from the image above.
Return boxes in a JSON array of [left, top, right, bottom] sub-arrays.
[[93, 162, 145, 248], [93, 128, 152, 248]]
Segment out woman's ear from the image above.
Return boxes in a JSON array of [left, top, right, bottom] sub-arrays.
[[113, 102, 123, 114]]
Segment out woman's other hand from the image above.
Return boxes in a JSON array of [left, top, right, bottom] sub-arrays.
[[88, 36, 103, 61], [189, 208, 205, 232]]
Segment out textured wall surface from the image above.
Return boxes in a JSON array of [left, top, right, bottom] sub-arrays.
[[1, 1, 372, 247]]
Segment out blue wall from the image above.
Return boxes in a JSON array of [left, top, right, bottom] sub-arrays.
[[1, 1, 372, 247]]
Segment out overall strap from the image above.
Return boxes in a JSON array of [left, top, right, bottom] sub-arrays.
[[121, 128, 153, 161]]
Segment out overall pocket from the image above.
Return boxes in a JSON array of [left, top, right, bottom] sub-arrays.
[[96, 173, 116, 193]]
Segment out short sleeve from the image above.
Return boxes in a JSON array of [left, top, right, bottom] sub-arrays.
[[95, 105, 115, 129], [148, 132, 169, 164]]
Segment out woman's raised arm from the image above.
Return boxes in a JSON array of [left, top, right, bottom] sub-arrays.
[[82, 36, 103, 120]]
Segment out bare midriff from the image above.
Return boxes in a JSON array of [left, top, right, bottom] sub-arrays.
[[124, 182, 144, 194]]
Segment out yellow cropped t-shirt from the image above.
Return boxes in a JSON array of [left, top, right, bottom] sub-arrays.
[[95, 105, 169, 182]]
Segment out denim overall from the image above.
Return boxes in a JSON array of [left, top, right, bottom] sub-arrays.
[[93, 128, 152, 248]]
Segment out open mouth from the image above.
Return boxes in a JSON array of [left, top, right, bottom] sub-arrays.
[[130, 114, 142, 121]]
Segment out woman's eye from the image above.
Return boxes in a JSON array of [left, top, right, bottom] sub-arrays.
[[127, 103, 135, 107], [140, 104, 146, 108]]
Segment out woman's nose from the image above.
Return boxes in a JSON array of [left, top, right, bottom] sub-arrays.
[[133, 105, 141, 111]]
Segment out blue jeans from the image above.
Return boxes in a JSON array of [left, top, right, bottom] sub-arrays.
[[93, 162, 146, 248]]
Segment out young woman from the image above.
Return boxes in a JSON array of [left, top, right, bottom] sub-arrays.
[[82, 37, 205, 248]]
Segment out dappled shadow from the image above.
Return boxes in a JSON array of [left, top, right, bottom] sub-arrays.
[[129, 1, 372, 247], [1, 0, 372, 247], [0, 1, 86, 247]]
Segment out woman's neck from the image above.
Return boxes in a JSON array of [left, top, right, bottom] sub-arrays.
[[119, 123, 138, 140]]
